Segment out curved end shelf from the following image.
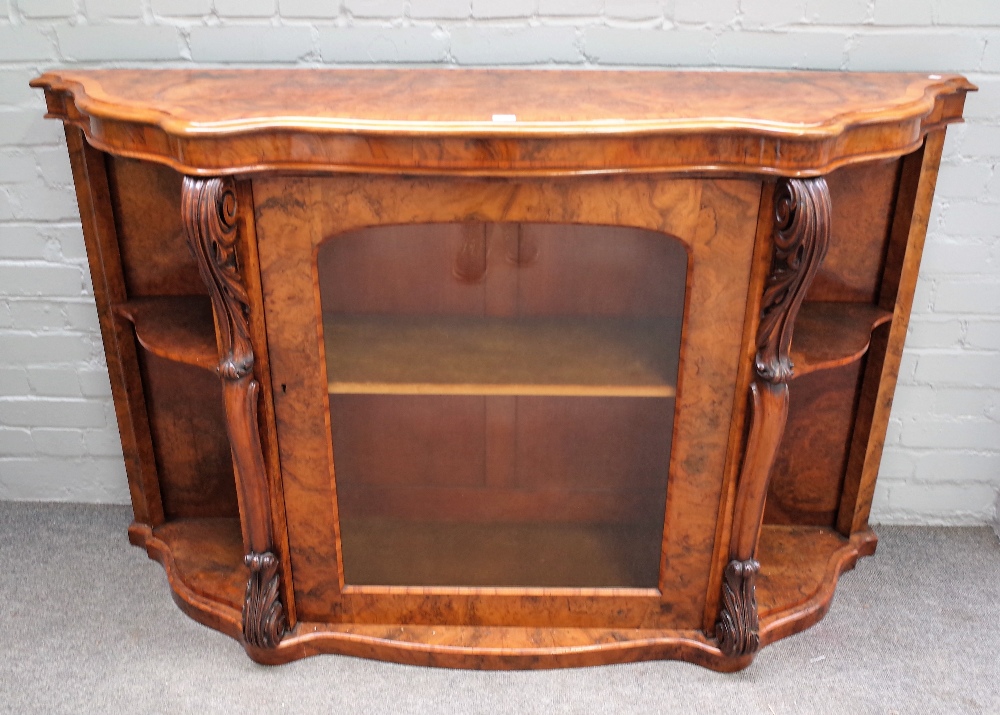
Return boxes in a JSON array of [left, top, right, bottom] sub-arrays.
[[130, 519, 245, 642], [791, 302, 893, 378], [131, 517, 874, 670], [758, 525, 876, 646], [115, 296, 218, 371]]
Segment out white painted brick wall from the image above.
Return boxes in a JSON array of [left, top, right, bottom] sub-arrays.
[[0, 0, 997, 526]]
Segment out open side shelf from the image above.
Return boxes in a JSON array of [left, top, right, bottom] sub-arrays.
[[134, 516, 873, 667], [148, 519, 247, 610], [758, 525, 877, 646], [110, 296, 889, 394], [790, 302, 893, 378], [323, 314, 682, 398], [115, 296, 217, 371]]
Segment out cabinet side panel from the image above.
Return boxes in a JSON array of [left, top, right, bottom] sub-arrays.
[[138, 352, 238, 519], [63, 128, 164, 526], [837, 131, 947, 536]]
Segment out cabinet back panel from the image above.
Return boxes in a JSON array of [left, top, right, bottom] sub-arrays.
[[765, 360, 865, 526], [318, 223, 686, 319], [138, 351, 238, 520], [808, 159, 901, 303], [105, 156, 205, 297], [330, 394, 671, 523]]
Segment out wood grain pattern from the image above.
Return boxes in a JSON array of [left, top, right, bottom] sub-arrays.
[[137, 351, 237, 520], [32, 70, 973, 177], [807, 159, 902, 302], [150, 519, 247, 610], [766, 361, 866, 526], [701, 181, 777, 635], [758, 527, 877, 647], [236, 179, 298, 630], [129, 520, 244, 641], [105, 156, 205, 297]]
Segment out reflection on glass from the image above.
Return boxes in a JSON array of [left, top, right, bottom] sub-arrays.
[[318, 223, 686, 588]]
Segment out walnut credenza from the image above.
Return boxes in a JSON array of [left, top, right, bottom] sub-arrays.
[[32, 69, 973, 670]]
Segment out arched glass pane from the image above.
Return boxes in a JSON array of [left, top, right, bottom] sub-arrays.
[[317, 223, 687, 588]]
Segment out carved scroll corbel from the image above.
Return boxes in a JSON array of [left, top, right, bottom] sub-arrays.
[[716, 177, 831, 657], [182, 176, 286, 650]]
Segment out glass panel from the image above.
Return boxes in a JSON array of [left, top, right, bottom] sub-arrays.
[[317, 223, 686, 588]]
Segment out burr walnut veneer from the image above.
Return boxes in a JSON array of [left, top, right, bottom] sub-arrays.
[[32, 69, 973, 671]]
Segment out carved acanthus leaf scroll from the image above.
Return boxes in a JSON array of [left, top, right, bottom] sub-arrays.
[[755, 177, 832, 384], [181, 176, 254, 380], [243, 551, 286, 650], [182, 176, 286, 650], [716, 558, 761, 657]]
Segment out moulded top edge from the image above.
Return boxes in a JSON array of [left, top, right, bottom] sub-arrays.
[[31, 69, 976, 140]]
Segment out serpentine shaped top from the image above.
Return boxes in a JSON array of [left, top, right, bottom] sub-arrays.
[[32, 69, 974, 177]]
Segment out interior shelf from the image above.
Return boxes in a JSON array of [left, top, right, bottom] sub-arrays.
[[112, 298, 888, 391], [323, 314, 681, 398], [115, 296, 217, 371], [790, 302, 892, 378]]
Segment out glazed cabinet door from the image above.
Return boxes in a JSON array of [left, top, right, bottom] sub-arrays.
[[254, 174, 762, 630]]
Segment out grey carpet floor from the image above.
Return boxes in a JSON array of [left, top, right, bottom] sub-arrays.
[[1, 502, 998, 715]]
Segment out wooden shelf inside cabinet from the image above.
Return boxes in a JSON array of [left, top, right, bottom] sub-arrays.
[[115, 297, 217, 371], [323, 314, 681, 398], [789, 302, 893, 378]]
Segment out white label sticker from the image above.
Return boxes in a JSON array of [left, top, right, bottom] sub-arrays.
[[492, 114, 517, 122]]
